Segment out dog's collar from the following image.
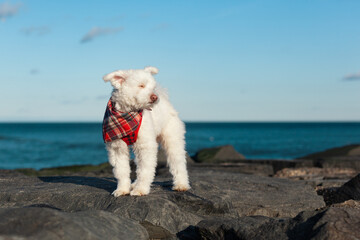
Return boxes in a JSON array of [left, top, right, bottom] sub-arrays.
[[102, 99, 143, 145], [110, 98, 151, 112]]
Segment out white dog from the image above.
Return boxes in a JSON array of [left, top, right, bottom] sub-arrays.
[[102, 66, 190, 196]]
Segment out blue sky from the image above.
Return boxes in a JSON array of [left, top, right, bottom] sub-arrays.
[[1, 0, 359, 122]]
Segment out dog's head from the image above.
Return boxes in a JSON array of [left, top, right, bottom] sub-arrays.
[[103, 66, 159, 111]]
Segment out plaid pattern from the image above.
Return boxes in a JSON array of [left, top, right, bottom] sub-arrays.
[[102, 99, 143, 145]]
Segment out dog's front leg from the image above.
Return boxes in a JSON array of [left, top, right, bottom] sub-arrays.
[[131, 130, 158, 196], [106, 141, 131, 197]]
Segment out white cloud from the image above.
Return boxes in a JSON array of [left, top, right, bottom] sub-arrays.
[[21, 26, 50, 36], [0, 2, 22, 22], [80, 26, 123, 43], [343, 72, 360, 81]]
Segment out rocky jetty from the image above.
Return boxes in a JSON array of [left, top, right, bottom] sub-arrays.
[[193, 145, 245, 163], [299, 144, 360, 159], [298, 144, 360, 171], [0, 144, 359, 239]]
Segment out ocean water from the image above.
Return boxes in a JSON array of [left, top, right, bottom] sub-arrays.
[[0, 122, 360, 170]]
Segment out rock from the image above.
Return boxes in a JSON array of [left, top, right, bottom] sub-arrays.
[[290, 207, 360, 240], [16, 162, 113, 177], [311, 157, 360, 171], [0, 167, 324, 237], [193, 145, 245, 163], [317, 187, 340, 206], [331, 199, 360, 209], [298, 144, 360, 171], [0, 207, 149, 240], [183, 169, 324, 218], [185, 162, 274, 176], [178, 215, 290, 240], [274, 167, 357, 189], [179, 207, 360, 240], [139, 221, 174, 240], [274, 167, 357, 180], [332, 174, 360, 204], [228, 159, 315, 174], [300, 144, 360, 159], [269, 159, 359, 195], [316, 174, 360, 206], [349, 146, 360, 156]]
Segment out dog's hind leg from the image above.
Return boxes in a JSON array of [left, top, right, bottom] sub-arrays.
[[160, 118, 190, 191], [106, 141, 131, 197]]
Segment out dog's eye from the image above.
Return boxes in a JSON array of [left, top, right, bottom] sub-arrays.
[[139, 84, 145, 88]]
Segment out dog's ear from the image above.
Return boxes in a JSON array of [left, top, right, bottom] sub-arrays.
[[144, 66, 158, 75], [103, 71, 127, 84]]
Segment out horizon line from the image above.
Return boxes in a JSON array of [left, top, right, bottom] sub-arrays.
[[1, 120, 360, 124]]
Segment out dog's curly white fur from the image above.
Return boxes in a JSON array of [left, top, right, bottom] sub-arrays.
[[103, 66, 190, 196]]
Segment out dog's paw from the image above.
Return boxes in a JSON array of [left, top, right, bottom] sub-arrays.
[[173, 184, 191, 192], [130, 189, 149, 196], [130, 181, 137, 190], [130, 185, 149, 196], [112, 189, 130, 197]]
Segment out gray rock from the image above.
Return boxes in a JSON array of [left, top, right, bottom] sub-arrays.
[[178, 215, 291, 240], [274, 167, 357, 180], [298, 144, 360, 171], [274, 167, 357, 190], [337, 174, 360, 199], [291, 207, 360, 240], [235, 159, 314, 174], [139, 221, 174, 240], [0, 167, 324, 237], [313, 157, 360, 171], [185, 162, 274, 176], [179, 207, 360, 240], [0, 207, 148, 240], [185, 168, 324, 218], [300, 144, 360, 159], [328, 174, 360, 204], [193, 145, 245, 163]]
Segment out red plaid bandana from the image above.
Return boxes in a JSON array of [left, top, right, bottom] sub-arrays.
[[102, 99, 143, 145]]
